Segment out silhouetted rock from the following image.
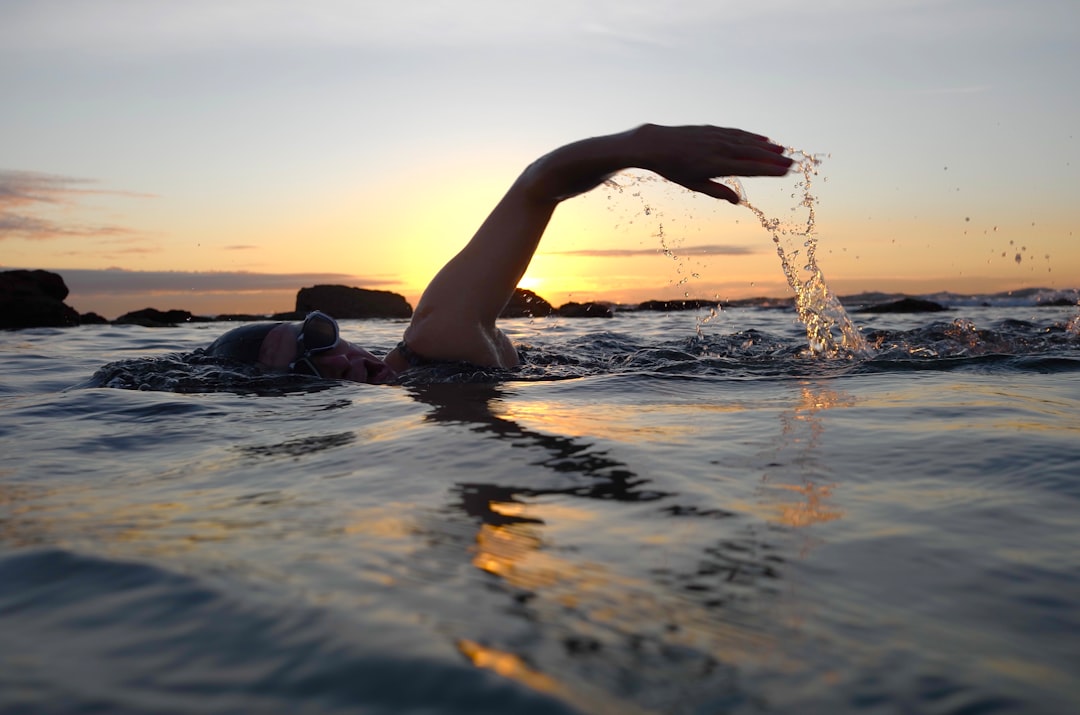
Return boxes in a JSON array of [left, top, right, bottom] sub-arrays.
[[727, 296, 794, 309], [79, 312, 109, 325], [858, 297, 948, 313], [114, 308, 214, 327], [0, 269, 81, 329], [636, 299, 720, 312], [215, 313, 275, 322], [557, 301, 614, 318], [501, 288, 554, 318], [296, 285, 412, 319]]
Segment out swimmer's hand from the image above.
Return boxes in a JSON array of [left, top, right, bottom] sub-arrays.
[[633, 124, 793, 204], [522, 123, 793, 204]]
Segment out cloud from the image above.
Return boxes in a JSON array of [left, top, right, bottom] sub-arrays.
[[895, 85, 993, 95], [0, 0, 744, 57], [549, 244, 758, 258], [0, 170, 152, 241], [51, 268, 397, 295]]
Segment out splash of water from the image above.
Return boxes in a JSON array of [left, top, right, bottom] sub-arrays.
[[1068, 306, 1080, 336], [726, 152, 868, 357]]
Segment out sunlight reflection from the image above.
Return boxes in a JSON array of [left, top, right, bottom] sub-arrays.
[[496, 398, 746, 443], [756, 383, 854, 530], [464, 497, 779, 674], [457, 639, 561, 694], [769, 482, 844, 528]]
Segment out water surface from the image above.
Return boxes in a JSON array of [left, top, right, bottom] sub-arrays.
[[2, 304, 1079, 713]]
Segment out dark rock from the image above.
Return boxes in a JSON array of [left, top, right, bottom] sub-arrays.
[[557, 301, 614, 318], [727, 296, 794, 309], [114, 308, 214, 327], [79, 312, 109, 325], [296, 285, 412, 319], [636, 299, 720, 312], [500, 288, 554, 318], [858, 297, 948, 313], [215, 313, 275, 322], [0, 269, 81, 329]]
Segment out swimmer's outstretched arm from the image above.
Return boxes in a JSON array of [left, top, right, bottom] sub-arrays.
[[396, 124, 792, 368]]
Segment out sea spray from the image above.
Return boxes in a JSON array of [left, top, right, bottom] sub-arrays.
[[726, 151, 868, 357]]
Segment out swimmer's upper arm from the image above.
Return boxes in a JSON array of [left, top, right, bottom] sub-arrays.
[[402, 130, 643, 365]]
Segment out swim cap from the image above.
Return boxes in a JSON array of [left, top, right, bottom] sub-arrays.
[[204, 322, 282, 364]]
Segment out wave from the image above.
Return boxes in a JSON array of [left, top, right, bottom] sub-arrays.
[[0, 548, 581, 715]]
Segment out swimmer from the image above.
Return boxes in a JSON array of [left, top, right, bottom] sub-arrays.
[[205, 124, 794, 382]]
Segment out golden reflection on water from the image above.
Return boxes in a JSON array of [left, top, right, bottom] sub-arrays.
[[411, 380, 864, 704], [459, 496, 786, 715], [494, 398, 745, 443], [743, 382, 853, 530], [467, 495, 778, 651], [457, 639, 561, 694], [0, 474, 314, 562], [768, 482, 844, 528]]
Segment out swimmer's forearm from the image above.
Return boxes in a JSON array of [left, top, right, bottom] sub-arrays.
[[518, 126, 646, 202]]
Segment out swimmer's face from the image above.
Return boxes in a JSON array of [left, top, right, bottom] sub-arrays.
[[258, 322, 397, 384]]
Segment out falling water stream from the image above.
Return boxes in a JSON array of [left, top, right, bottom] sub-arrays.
[[727, 151, 869, 357]]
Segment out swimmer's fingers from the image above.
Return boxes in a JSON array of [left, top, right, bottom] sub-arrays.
[[679, 179, 740, 204], [638, 124, 793, 200], [660, 157, 791, 204]]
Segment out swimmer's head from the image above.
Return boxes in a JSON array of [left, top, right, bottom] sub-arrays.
[[204, 322, 281, 365], [204, 312, 396, 384]]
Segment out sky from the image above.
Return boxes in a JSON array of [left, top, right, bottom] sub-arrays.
[[2, 0, 1078, 318]]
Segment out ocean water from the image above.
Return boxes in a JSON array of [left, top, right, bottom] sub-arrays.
[[2, 298, 1080, 714]]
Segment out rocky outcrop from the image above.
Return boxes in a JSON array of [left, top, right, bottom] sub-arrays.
[[296, 285, 413, 319], [216, 313, 279, 322], [500, 288, 554, 318], [858, 297, 948, 313], [556, 301, 614, 318], [0, 269, 81, 329], [636, 299, 720, 312], [114, 308, 215, 327]]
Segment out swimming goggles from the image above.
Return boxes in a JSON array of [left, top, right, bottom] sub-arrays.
[[288, 311, 340, 377]]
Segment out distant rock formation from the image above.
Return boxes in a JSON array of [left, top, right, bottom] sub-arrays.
[[296, 285, 413, 319], [501, 288, 554, 318], [556, 301, 614, 318], [114, 308, 215, 327], [636, 299, 720, 312], [0, 269, 82, 329], [858, 297, 948, 313], [215, 313, 278, 322]]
